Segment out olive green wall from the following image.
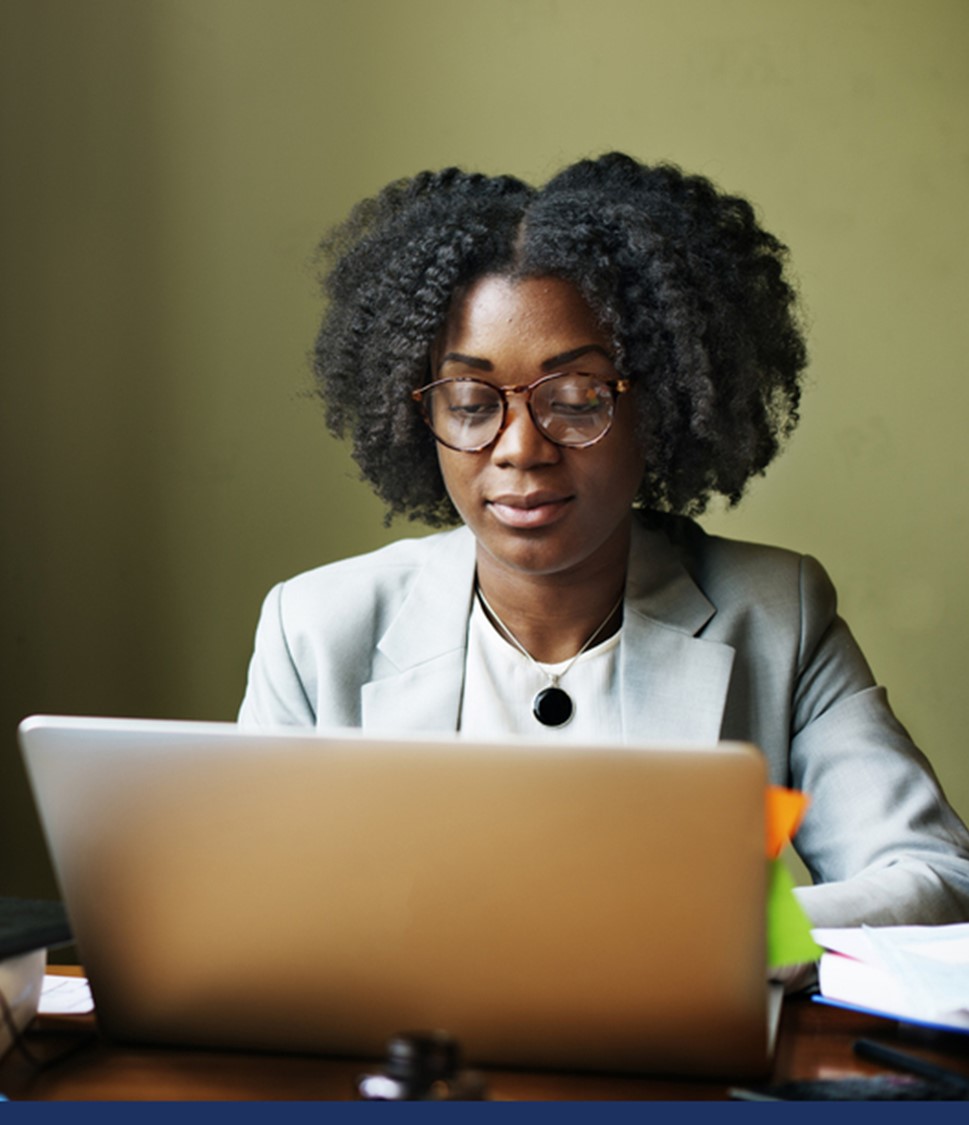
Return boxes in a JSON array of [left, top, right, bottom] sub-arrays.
[[2, 0, 968, 899]]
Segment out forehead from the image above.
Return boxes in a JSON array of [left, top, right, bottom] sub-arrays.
[[439, 275, 610, 360]]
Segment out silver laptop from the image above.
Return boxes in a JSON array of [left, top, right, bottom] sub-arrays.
[[18, 714, 774, 1078]]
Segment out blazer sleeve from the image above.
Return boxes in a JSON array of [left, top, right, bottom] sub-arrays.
[[788, 556, 969, 927]]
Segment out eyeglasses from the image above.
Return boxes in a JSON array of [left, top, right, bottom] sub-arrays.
[[411, 372, 632, 453]]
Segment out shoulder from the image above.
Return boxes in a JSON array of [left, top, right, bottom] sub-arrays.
[[283, 528, 460, 592], [272, 526, 473, 629], [641, 512, 837, 621]]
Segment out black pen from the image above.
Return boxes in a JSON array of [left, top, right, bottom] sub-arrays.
[[854, 1037, 969, 1095]]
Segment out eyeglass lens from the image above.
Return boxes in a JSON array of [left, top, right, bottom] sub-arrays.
[[422, 374, 617, 451]]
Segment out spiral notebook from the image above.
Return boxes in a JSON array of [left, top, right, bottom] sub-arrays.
[[19, 713, 776, 1078]]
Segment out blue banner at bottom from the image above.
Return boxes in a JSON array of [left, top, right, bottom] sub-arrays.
[[1, 1101, 967, 1122]]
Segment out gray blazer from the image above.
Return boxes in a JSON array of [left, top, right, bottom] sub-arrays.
[[239, 516, 969, 929]]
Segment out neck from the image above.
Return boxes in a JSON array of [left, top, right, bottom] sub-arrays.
[[474, 552, 628, 665]]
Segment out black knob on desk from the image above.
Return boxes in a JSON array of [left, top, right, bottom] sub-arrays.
[[386, 1029, 461, 1086], [355, 1029, 488, 1100]]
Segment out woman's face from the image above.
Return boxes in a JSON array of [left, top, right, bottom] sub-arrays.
[[432, 274, 646, 585]]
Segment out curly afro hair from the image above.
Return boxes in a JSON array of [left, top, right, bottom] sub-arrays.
[[312, 153, 807, 527]]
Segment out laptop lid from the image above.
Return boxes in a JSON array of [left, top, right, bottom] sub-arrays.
[[19, 714, 771, 1078]]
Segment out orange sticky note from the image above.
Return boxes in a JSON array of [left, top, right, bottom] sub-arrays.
[[765, 785, 809, 859]]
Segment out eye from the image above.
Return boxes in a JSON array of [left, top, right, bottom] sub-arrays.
[[446, 395, 502, 424], [432, 382, 502, 427], [543, 376, 610, 416], [447, 405, 499, 423], [549, 394, 603, 415]]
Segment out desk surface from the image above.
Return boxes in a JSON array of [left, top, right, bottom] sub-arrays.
[[3, 968, 969, 1101]]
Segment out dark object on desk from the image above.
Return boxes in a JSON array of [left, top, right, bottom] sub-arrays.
[[0, 899, 72, 959], [731, 1075, 969, 1101], [356, 1030, 488, 1101], [853, 1037, 969, 1096]]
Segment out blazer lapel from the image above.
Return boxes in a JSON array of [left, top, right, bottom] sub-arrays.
[[619, 521, 735, 744], [361, 527, 477, 732]]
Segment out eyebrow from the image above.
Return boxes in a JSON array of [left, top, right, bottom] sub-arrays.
[[440, 352, 493, 372], [439, 344, 614, 374], [540, 344, 614, 371]]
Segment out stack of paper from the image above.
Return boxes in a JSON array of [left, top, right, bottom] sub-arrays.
[[812, 923, 969, 1033]]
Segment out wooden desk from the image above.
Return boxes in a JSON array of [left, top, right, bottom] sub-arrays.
[[3, 969, 968, 1101]]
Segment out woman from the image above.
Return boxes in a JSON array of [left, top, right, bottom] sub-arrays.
[[239, 152, 969, 932]]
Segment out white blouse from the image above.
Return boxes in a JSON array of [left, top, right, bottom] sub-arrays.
[[459, 595, 624, 741]]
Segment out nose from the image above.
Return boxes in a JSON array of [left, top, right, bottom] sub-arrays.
[[490, 398, 560, 468]]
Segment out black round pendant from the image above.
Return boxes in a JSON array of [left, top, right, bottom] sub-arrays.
[[532, 686, 574, 727]]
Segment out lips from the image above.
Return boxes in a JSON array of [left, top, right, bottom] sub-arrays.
[[486, 492, 573, 529]]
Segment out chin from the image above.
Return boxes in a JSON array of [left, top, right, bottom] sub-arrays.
[[480, 537, 587, 579]]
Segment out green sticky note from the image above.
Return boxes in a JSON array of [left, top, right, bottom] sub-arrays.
[[767, 856, 823, 969]]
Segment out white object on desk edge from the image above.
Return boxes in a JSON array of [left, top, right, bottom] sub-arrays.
[[39, 973, 94, 1015]]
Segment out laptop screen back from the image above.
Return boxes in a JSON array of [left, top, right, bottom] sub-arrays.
[[19, 714, 770, 1078]]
